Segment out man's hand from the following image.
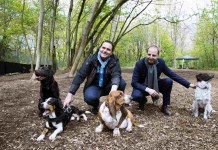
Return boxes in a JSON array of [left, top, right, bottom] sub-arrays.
[[110, 85, 118, 93], [189, 83, 196, 89], [63, 93, 73, 107], [145, 87, 160, 98]]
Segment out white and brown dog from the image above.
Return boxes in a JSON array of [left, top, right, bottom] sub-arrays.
[[95, 91, 144, 136], [37, 97, 88, 141], [192, 73, 214, 119]]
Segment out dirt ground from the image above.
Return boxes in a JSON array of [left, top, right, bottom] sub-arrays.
[[0, 69, 217, 150]]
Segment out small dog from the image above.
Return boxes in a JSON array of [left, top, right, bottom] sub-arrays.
[[95, 91, 144, 136], [192, 73, 214, 119], [35, 66, 62, 116], [37, 97, 88, 141]]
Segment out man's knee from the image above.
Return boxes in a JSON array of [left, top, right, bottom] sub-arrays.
[[118, 79, 126, 91], [84, 93, 99, 102], [165, 78, 173, 86], [159, 78, 173, 90], [131, 90, 144, 102]]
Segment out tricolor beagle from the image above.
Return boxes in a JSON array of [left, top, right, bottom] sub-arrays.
[[95, 91, 144, 136]]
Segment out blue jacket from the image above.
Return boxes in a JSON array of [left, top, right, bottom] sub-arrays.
[[131, 57, 191, 91]]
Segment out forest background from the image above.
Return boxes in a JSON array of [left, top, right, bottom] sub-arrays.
[[0, 0, 217, 77]]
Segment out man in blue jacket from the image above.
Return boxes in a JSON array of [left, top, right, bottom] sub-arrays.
[[131, 45, 195, 116], [64, 40, 126, 114]]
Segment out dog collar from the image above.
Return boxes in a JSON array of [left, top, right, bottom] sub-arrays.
[[64, 107, 72, 113], [197, 85, 208, 89]]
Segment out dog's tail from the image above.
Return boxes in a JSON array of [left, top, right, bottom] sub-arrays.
[[85, 111, 91, 114], [78, 110, 91, 121], [133, 122, 144, 128]]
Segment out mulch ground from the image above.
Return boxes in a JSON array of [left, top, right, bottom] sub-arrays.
[[0, 69, 217, 150]]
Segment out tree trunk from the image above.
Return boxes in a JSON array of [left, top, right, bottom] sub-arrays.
[[50, 0, 59, 72], [110, 6, 120, 42], [68, 0, 101, 77], [71, 0, 86, 66], [66, 0, 73, 67], [21, 0, 34, 72], [32, 0, 44, 79]]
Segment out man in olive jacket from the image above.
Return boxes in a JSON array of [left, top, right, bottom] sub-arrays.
[[131, 45, 195, 116], [64, 40, 126, 114]]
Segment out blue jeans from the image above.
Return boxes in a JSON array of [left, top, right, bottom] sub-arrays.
[[84, 78, 126, 108], [131, 78, 173, 106]]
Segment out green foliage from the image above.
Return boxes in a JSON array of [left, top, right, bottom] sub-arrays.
[[159, 30, 175, 67], [0, 39, 10, 61], [117, 24, 176, 68], [193, 1, 218, 69]]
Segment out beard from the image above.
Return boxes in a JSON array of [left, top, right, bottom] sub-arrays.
[[147, 58, 157, 64]]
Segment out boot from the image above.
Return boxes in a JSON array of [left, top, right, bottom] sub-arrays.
[[91, 107, 98, 115], [161, 105, 172, 116], [138, 98, 147, 110]]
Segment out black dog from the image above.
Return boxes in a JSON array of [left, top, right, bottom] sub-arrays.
[[36, 97, 88, 141], [35, 66, 62, 116]]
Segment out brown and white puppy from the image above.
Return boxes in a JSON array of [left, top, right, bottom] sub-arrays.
[[95, 91, 144, 136]]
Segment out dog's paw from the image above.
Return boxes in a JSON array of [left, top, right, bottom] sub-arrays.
[[193, 113, 198, 117], [36, 135, 45, 141], [82, 114, 88, 121], [138, 124, 144, 128], [85, 111, 91, 114], [113, 128, 121, 136], [95, 125, 103, 133], [49, 133, 57, 141], [126, 126, 132, 132], [203, 115, 208, 120], [70, 116, 75, 120]]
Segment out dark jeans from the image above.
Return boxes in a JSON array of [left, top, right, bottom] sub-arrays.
[[84, 78, 126, 108], [131, 78, 173, 106]]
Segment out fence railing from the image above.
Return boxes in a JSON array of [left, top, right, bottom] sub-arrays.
[[0, 61, 32, 75]]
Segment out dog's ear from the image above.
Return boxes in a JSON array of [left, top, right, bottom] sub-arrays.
[[107, 94, 116, 120], [115, 98, 125, 111], [43, 66, 54, 77], [115, 94, 125, 106], [48, 69, 55, 77], [53, 98, 62, 110], [196, 74, 202, 81], [48, 104, 55, 112], [110, 91, 124, 99], [210, 75, 214, 80]]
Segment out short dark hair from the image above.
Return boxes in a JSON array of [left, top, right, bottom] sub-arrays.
[[146, 45, 160, 55], [101, 40, 114, 51]]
